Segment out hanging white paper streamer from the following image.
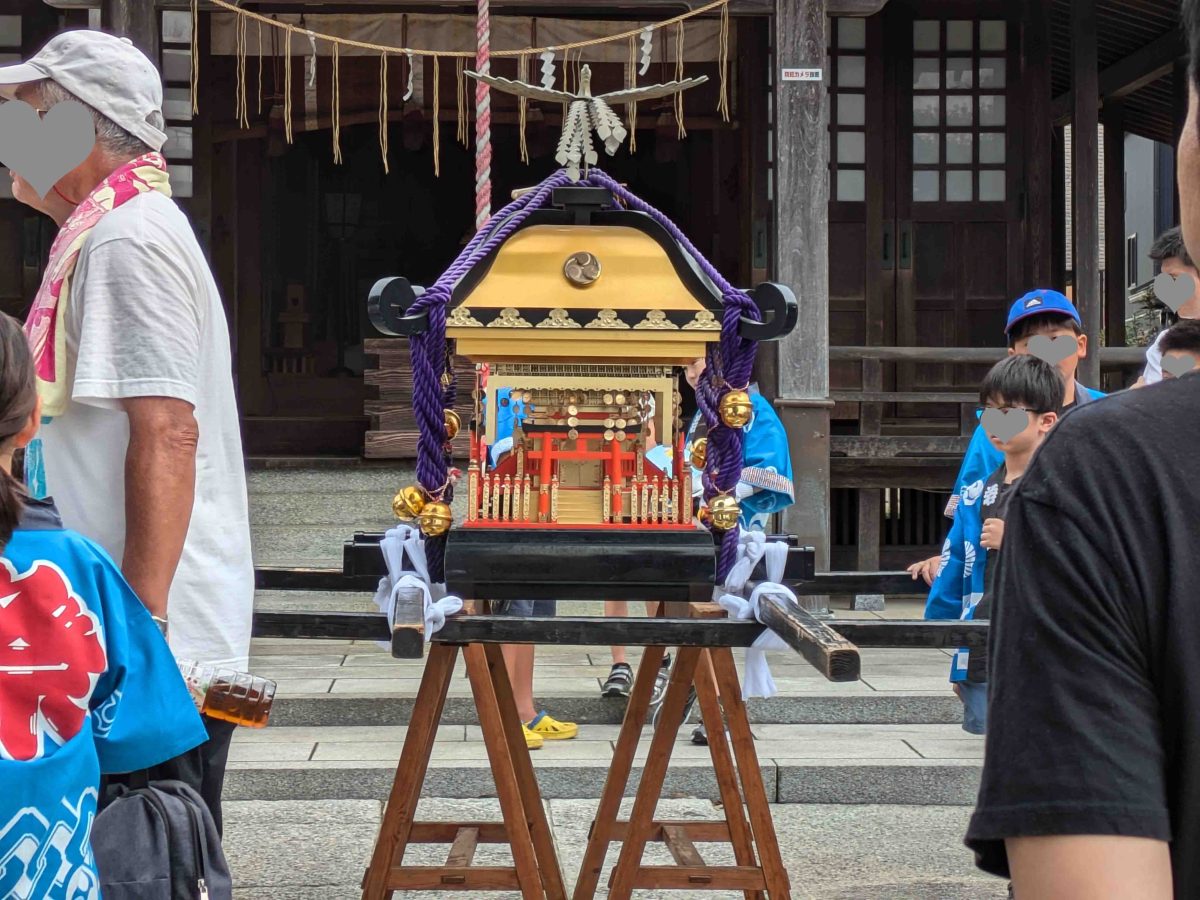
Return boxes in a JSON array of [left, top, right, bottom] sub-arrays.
[[404, 50, 415, 101], [306, 30, 318, 88], [639, 26, 654, 76], [540, 49, 557, 89]]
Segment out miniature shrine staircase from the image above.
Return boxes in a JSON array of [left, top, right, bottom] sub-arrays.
[[556, 489, 604, 524]]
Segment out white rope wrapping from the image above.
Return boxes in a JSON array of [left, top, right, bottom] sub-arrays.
[[714, 531, 793, 699], [372, 524, 464, 647]]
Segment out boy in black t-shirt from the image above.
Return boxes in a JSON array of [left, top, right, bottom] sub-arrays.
[[956, 355, 1062, 735]]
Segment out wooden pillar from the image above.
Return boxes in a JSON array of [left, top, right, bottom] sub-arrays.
[[1024, 0, 1054, 287], [101, 0, 159, 61], [1103, 101, 1126, 377], [1051, 125, 1067, 291], [1071, 0, 1101, 387], [774, 0, 832, 567], [1175, 59, 1188, 225]]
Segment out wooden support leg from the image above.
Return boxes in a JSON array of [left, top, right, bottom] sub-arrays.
[[573, 645, 666, 900], [694, 649, 764, 900], [607, 646, 702, 900], [483, 643, 567, 900], [362, 642, 459, 900], [463, 643, 544, 900], [710, 648, 792, 899]]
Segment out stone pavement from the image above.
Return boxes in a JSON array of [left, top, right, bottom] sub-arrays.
[[225, 797, 1007, 899]]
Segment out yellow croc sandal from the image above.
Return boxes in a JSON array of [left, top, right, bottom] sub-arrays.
[[522, 722, 544, 750], [527, 712, 579, 741]]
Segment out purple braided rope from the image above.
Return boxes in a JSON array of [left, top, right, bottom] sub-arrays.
[[408, 167, 762, 582]]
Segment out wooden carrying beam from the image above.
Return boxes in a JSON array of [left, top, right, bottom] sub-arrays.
[[754, 589, 861, 681], [249, 610, 989, 649]]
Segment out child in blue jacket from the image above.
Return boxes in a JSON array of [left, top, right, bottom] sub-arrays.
[[912, 291, 1103, 697], [0, 313, 205, 897]]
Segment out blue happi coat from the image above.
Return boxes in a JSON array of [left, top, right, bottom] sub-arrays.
[[485, 387, 529, 466], [924, 383, 1104, 681], [684, 389, 795, 530], [0, 498, 206, 898]]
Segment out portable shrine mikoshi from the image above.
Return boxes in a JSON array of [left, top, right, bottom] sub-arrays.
[[356, 170, 860, 900]]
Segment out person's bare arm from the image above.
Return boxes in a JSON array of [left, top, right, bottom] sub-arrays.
[[121, 396, 199, 619], [1007, 835, 1172, 900], [906, 554, 942, 585]]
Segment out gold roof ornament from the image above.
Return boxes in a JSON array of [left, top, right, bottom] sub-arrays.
[[466, 65, 707, 181]]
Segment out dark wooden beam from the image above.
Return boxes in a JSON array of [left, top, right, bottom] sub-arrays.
[[1024, 0, 1054, 287], [1103, 100, 1127, 369], [774, 0, 830, 567], [250, 610, 988, 649], [1051, 29, 1185, 124], [1073, 0, 1102, 387], [1052, 125, 1067, 290]]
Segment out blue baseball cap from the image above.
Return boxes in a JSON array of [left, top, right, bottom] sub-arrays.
[[1005, 289, 1082, 335]]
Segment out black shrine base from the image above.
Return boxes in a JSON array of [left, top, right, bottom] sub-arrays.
[[344, 529, 817, 602]]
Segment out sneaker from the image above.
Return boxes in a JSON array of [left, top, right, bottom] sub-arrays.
[[691, 724, 708, 745], [602, 663, 633, 698], [527, 712, 578, 741], [522, 723, 544, 750], [648, 669, 671, 726]]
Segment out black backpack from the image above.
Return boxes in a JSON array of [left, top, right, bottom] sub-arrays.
[[92, 779, 233, 900]]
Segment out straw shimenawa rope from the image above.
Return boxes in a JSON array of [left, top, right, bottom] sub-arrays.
[[626, 35, 637, 154], [717, 2, 730, 122], [193, 0, 734, 173], [284, 25, 294, 143], [674, 22, 686, 140], [332, 41, 342, 164], [432, 55, 441, 176], [517, 53, 529, 164], [379, 51, 390, 174], [206, 0, 732, 60]]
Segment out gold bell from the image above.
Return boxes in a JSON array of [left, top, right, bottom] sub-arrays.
[[418, 500, 453, 536], [444, 409, 461, 441], [690, 437, 708, 470], [697, 506, 712, 526], [719, 390, 754, 429], [708, 494, 742, 531], [392, 485, 430, 521]]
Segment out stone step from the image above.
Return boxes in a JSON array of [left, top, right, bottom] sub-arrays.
[[225, 723, 982, 805], [247, 465, 416, 496]]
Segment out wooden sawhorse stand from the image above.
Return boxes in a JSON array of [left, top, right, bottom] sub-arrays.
[[360, 640, 566, 899], [361, 602, 832, 898], [575, 641, 791, 898]]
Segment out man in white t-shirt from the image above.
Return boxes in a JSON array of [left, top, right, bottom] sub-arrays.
[[1136, 227, 1200, 386], [0, 32, 252, 832]]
